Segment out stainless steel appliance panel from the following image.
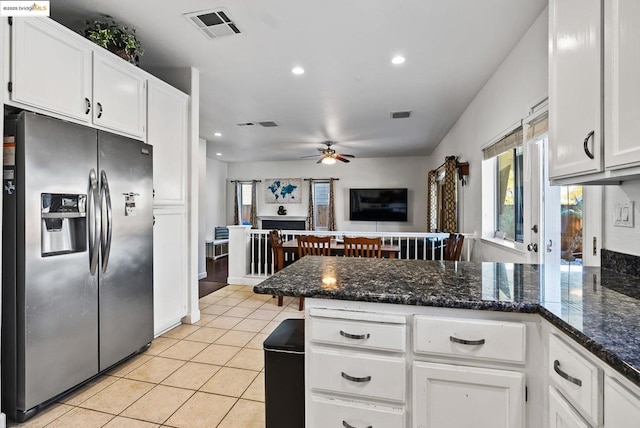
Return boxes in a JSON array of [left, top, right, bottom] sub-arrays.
[[19, 113, 99, 409], [98, 132, 153, 370]]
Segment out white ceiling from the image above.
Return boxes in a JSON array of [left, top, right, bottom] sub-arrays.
[[51, 0, 548, 163]]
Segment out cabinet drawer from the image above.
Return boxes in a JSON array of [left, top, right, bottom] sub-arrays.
[[548, 334, 601, 425], [309, 395, 405, 427], [308, 347, 406, 402], [413, 316, 526, 363], [309, 316, 406, 352]]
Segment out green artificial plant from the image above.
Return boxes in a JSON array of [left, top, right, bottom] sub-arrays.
[[84, 17, 144, 65]]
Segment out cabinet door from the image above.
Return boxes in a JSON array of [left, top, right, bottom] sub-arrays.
[[549, 0, 603, 179], [604, 376, 640, 427], [604, 0, 640, 170], [153, 208, 188, 335], [11, 18, 92, 122], [93, 53, 146, 138], [147, 79, 189, 206], [549, 387, 591, 428], [412, 361, 524, 428]]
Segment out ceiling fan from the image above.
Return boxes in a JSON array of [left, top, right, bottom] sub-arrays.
[[301, 141, 355, 164]]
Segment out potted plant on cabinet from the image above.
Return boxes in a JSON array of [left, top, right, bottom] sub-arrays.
[[84, 17, 144, 65]]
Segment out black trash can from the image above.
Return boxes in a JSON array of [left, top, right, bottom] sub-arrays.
[[264, 318, 305, 428]]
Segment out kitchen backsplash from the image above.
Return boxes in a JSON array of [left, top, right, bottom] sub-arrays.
[[602, 249, 640, 278]]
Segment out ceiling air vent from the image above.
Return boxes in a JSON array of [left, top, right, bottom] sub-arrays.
[[391, 111, 412, 119], [184, 9, 242, 39], [237, 122, 255, 127], [258, 121, 279, 127]]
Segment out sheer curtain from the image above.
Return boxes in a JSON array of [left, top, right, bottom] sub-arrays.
[[328, 178, 336, 231], [427, 170, 438, 232], [306, 179, 314, 230]]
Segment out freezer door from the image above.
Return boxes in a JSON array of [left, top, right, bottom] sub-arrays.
[[16, 112, 99, 411], [98, 132, 153, 370]]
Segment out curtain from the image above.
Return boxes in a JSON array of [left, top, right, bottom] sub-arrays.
[[306, 179, 314, 230], [328, 178, 336, 231], [443, 156, 458, 232], [426, 170, 438, 232], [250, 180, 258, 227], [233, 182, 240, 225]]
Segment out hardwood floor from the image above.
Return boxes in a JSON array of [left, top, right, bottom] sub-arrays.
[[199, 257, 228, 298]]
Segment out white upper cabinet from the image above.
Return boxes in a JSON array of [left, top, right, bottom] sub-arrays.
[[549, 0, 603, 180], [147, 78, 189, 206], [604, 0, 640, 170], [93, 53, 146, 139], [10, 17, 92, 122]]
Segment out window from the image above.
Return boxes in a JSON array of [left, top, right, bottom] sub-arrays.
[[313, 181, 330, 230], [482, 126, 524, 243], [496, 146, 524, 242], [236, 182, 252, 225]]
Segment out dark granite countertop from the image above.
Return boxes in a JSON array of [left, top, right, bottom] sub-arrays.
[[253, 256, 640, 388]]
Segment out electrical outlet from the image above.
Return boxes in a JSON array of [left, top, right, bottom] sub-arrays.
[[613, 201, 634, 228]]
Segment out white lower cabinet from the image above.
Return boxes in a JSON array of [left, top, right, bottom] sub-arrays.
[[152, 208, 188, 335], [549, 387, 591, 428], [604, 376, 640, 427], [310, 395, 405, 428], [412, 361, 525, 428]]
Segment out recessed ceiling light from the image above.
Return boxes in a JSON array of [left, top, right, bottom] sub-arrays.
[[216, 152, 222, 156], [291, 66, 305, 75], [214, 132, 222, 137], [391, 55, 405, 65]]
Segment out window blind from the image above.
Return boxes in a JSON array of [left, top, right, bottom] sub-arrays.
[[482, 127, 523, 160], [525, 113, 548, 141]]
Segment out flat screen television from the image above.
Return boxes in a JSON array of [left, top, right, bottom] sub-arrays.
[[349, 188, 408, 222]]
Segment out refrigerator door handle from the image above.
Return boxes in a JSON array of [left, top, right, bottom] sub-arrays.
[[100, 170, 113, 272], [88, 169, 100, 275]]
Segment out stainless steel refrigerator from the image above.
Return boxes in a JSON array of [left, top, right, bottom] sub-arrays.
[[2, 111, 153, 422]]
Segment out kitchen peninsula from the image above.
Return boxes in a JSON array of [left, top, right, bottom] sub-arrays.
[[254, 256, 640, 427]]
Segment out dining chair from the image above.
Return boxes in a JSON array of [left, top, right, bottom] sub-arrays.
[[295, 235, 331, 311], [343, 236, 383, 258], [268, 230, 286, 306], [297, 235, 331, 257], [443, 233, 465, 261]]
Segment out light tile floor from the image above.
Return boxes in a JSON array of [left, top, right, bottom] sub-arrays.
[[9, 286, 304, 428]]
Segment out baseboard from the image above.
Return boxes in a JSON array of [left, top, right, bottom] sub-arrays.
[[198, 271, 207, 280], [227, 276, 264, 286], [0, 412, 6, 428]]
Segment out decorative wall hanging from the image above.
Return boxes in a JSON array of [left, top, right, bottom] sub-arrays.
[[265, 178, 302, 204]]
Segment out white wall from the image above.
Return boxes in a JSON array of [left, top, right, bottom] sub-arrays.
[[205, 156, 229, 238], [198, 138, 207, 278], [426, 9, 549, 262], [604, 178, 640, 256], [226, 156, 430, 232]]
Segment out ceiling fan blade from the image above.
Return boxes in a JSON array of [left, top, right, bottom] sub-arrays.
[[316, 158, 324, 164], [335, 155, 351, 163], [317, 148, 326, 152], [301, 154, 320, 159], [338, 153, 355, 158]]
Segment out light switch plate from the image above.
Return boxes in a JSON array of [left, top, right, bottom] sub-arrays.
[[613, 201, 634, 228]]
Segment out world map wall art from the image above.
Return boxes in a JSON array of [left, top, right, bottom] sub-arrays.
[[264, 178, 302, 204]]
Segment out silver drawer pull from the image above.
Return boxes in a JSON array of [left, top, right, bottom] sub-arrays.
[[450, 336, 486, 346], [341, 372, 371, 383], [343, 421, 372, 428], [554, 360, 582, 387], [340, 330, 370, 340]]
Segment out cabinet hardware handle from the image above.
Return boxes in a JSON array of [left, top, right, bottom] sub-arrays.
[[343, 421, 372, 428], [97, 102, 103, 118], [340, 330, 370, 340], [583, 130, 595, 159], [553, 360, 582, 387], [341, 372, 371, 383], [85, 97, 91, 114], [450, 336, 485, 346]]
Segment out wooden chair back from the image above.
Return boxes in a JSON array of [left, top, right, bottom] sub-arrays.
[[268, 230, 284, 272], [297, 235, 331, 257], [343, 237, 383, 258], [444, 233, 464, 261]]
